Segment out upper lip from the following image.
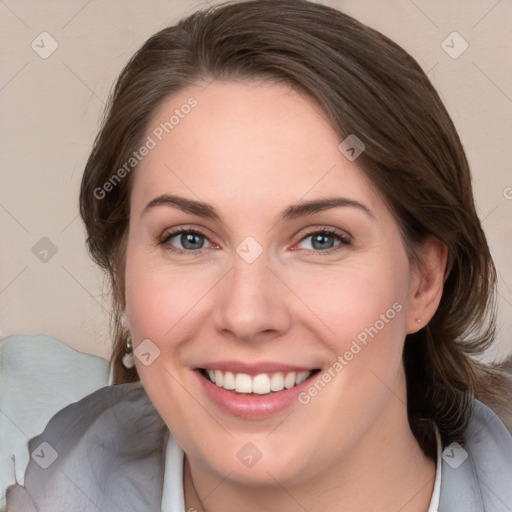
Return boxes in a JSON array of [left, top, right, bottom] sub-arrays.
[[197, 360, 319, 376]]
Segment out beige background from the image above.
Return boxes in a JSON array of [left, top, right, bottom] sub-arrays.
[[0, 0, 511, 363]]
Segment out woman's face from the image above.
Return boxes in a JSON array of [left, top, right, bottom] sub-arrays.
[[124, 80, 424, 486]]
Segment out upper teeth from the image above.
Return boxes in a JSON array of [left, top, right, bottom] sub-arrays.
[[206, 369, 312, 394]]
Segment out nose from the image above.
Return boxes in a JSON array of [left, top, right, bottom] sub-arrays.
[[212, 250, 292, 343]]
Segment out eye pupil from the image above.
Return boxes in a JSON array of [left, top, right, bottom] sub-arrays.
[[164, 229, 345, 254], [182, 232, 204, 250], [312, 233, 335, 250]]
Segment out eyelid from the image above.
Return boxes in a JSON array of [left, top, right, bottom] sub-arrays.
[[160, 225, 213, 242], [292, 226, 352, 254], [159, 225, 218, 255], [296, 225, 351, 242], [159, 225, 352, 255]]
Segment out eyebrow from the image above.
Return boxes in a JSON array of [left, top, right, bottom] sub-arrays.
[[142, 194, 374, 221]]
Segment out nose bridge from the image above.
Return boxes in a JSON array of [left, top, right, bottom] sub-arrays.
[[233, 246, 272, 297], [212, 245, 290, 341]]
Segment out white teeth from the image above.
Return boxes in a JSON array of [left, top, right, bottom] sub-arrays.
[[235, 373, 253, 393], [205, 369, 313, 394], [284, 372, 296, 389], [252, 374, 271, 394], [223, 371, 236, 390], [270, 372, 285, 391], [296, 371, 310, 385]]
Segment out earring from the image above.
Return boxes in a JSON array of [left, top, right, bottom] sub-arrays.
[[122, 334, 135, 369], [415, 318, 422, 324]]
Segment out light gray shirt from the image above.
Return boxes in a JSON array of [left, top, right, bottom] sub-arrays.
[[6, 381, 512, 511]]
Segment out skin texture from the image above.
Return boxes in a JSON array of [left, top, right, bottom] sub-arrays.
[[124, 80, 447, 511]]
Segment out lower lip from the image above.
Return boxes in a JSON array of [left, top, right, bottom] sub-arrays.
[[195, 370, 316, 420]]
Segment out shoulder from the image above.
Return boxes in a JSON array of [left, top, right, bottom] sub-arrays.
[[6, 381, 167, 512], [439, 398, 512, 512]]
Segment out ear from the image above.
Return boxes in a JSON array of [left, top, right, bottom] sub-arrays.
[[406, 237, 448, 334]]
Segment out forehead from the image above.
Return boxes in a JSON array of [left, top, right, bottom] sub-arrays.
[[131, 80, 381, 217]]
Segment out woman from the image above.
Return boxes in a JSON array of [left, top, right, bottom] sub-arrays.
[[6, 0, 512, 510]]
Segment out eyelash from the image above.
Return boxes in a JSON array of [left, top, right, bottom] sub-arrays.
[[159, 226, 352, 256]]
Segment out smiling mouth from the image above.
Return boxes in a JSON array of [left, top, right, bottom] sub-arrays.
[[198, 368, 321, 395]]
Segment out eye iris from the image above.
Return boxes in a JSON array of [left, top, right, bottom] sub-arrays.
[[172, 231, 340, 251], [312, 233, 335, 250], [182, 232, 204, 250]]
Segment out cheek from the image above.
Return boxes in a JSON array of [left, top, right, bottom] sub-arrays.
[[285, 252, 411, 415], [287, 256, 410, 351], [288, 262, 409, 449], [123, 246, 215, 346]]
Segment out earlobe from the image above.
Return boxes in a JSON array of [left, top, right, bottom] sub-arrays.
[[406, 238, 448, 334]]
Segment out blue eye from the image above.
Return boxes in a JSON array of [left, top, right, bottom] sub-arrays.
[[160, 228, 214, 253], [159, 227, 351, 256], [296, 229, 351, 253]]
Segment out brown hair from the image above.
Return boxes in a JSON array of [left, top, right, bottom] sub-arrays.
[[79, 0, 512, 456]]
